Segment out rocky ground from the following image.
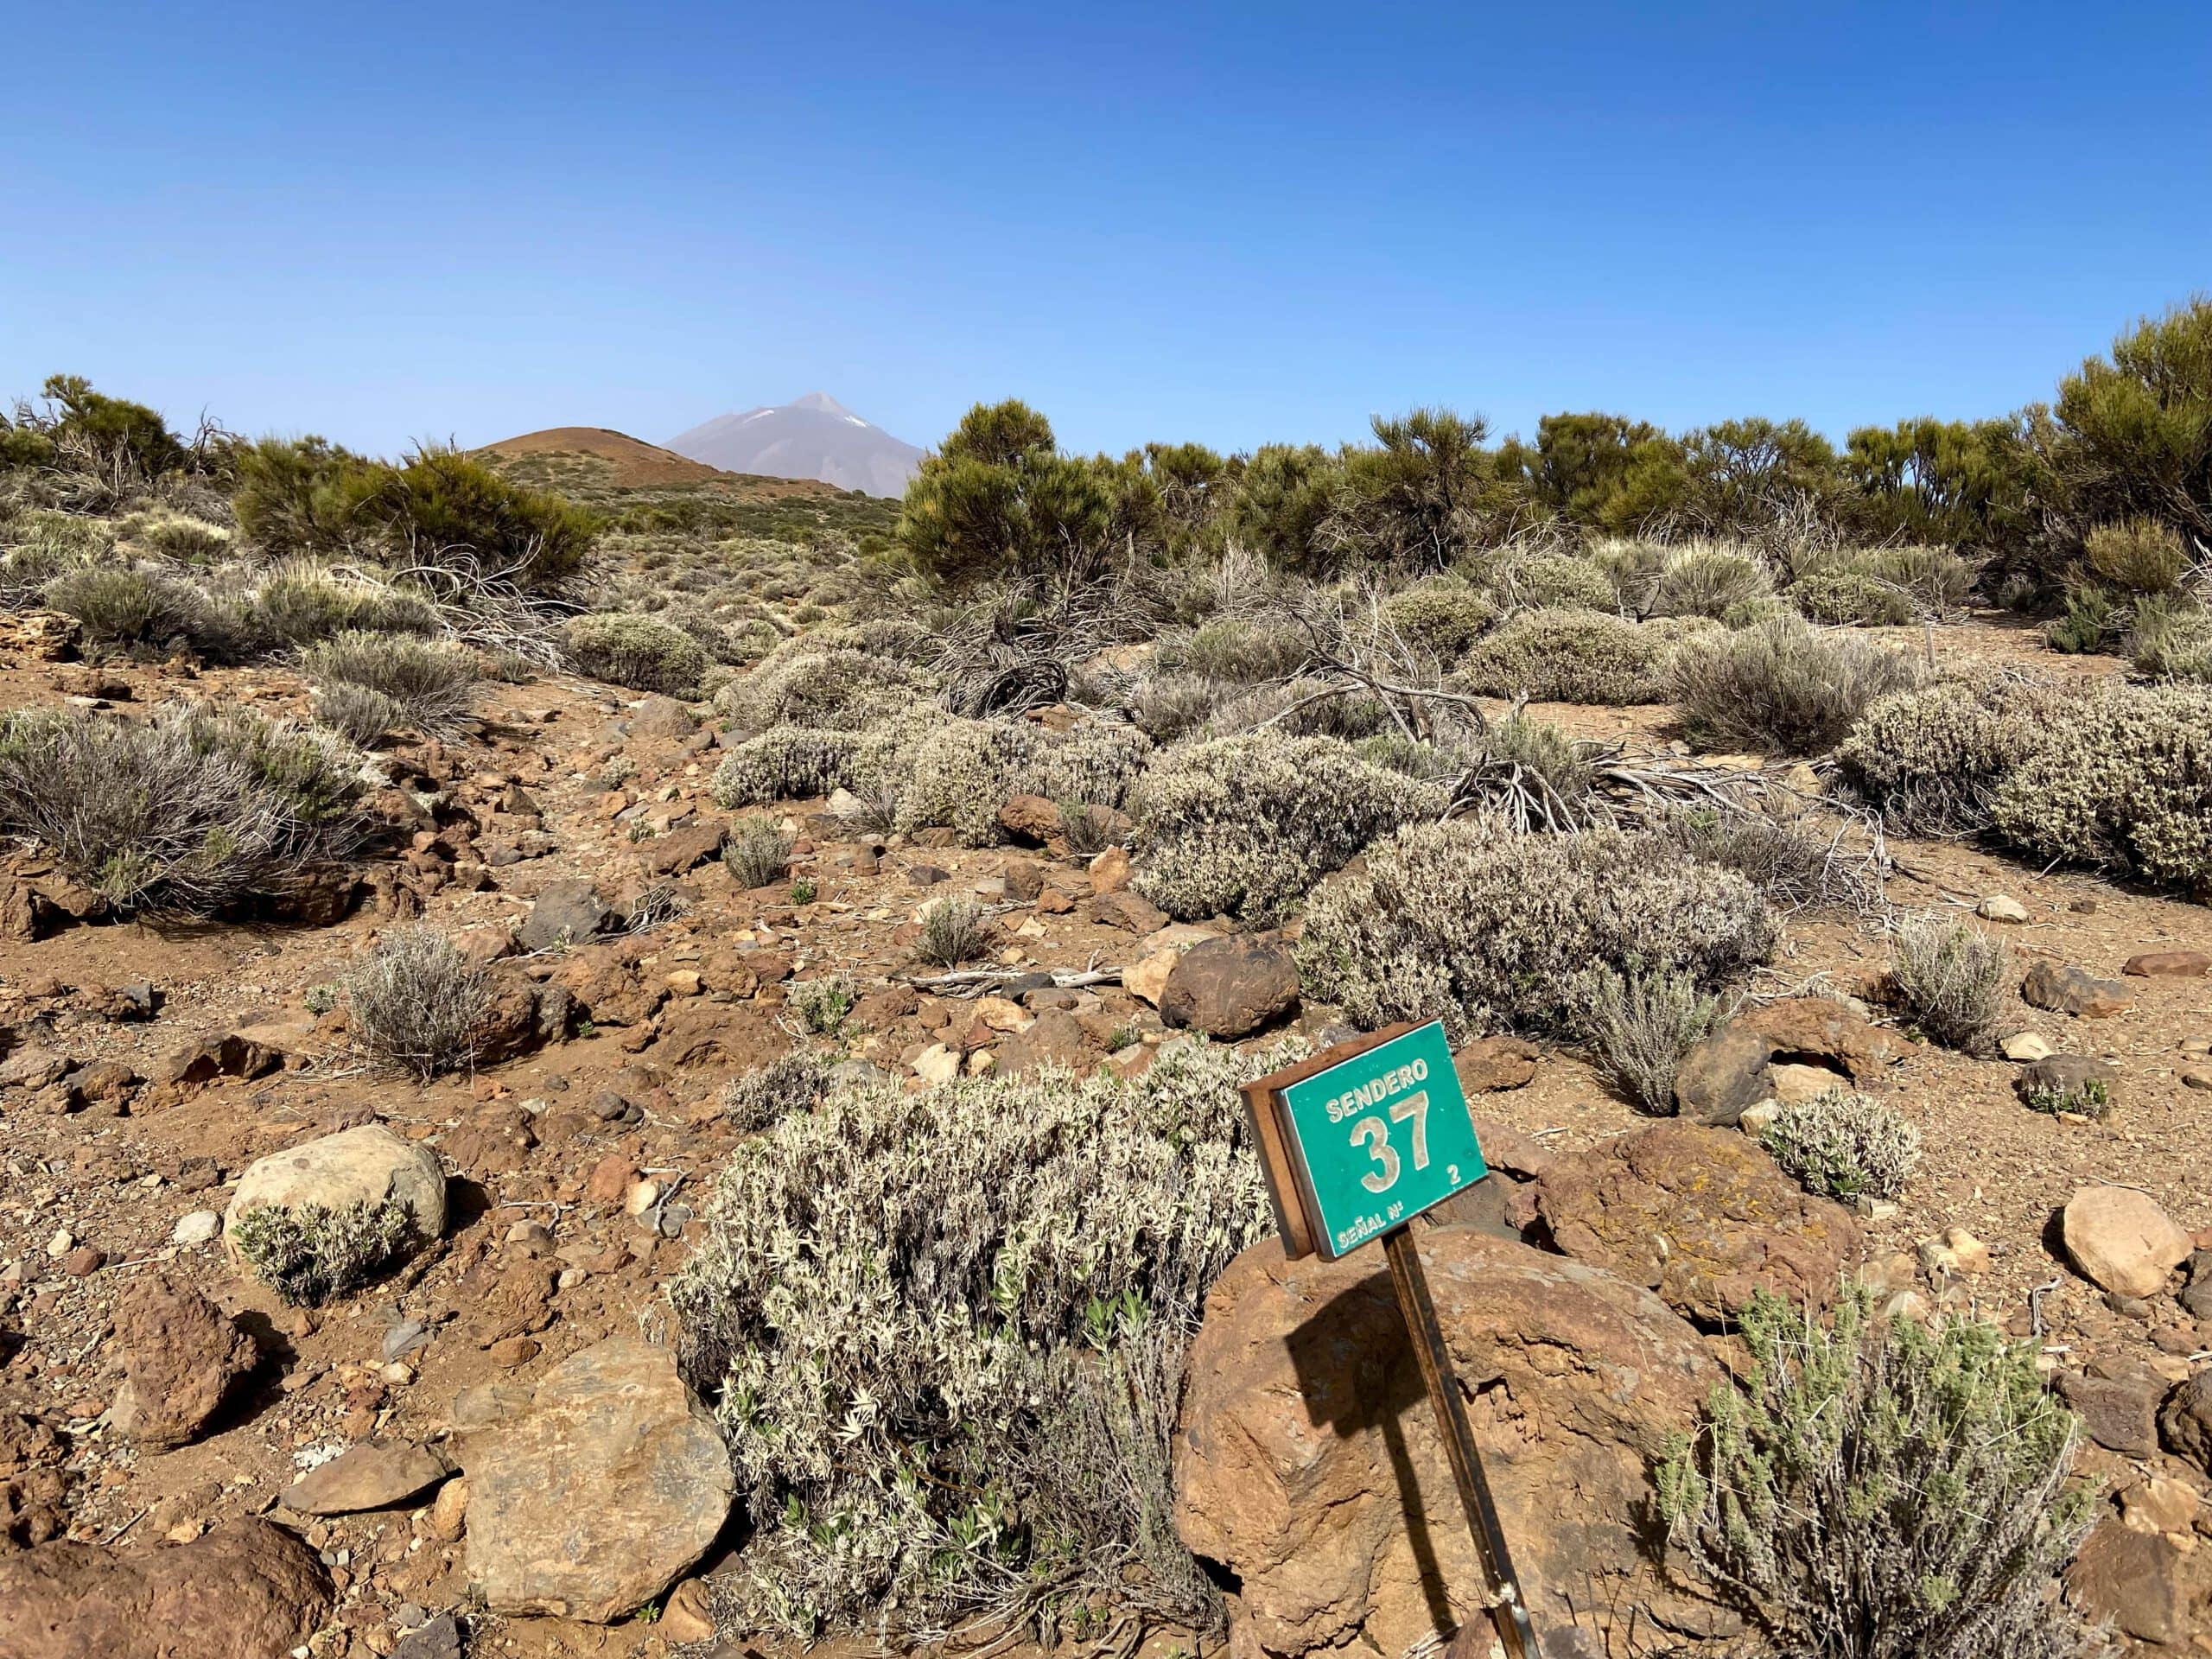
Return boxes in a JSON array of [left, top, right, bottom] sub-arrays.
[[1, 612, 2209, 1658]]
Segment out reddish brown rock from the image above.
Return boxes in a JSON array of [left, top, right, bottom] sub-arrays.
[[1452, 1035, 1540, 1093], [2067, 1518, 2185, 1645], [995, 793, 1065, 849], [466, 975, 547, 1066], [2022, 960, 2133, 1018], [1671, 1026, 1777, 1125], [1087, 890, 1169, 934], [461, 1260, 558, 1351], [442, 1103, 538, 1176], [1159, 937, 1300, 1038], [1174, 1231, 1732, 1659], [461, 1337, 733, 1621], [284, 1440, 451, 1516], [645, 821, 726, 877], [108, 1272, 257, 1452], [2056, 1366, 2164, 1458], [1087, 846, 1133, 894], [992, 1009, 1096, 1076], [0, 1518, 333, 1659], [150, 1032, 281, 1090], [558, 947, 668, 1027], [2124, 950, 2210, 979], [1, 1411, 73, 1548], [1733, 996, 1905, 1078], [2062, 1185, 2190, 1300], [1535, 1123, 1859, 1322], [0, 609, 82, 662]]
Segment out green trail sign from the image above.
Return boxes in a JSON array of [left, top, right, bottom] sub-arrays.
[[1243, 1019, 1488, 1261], [1243, 1022, 1537, 1659]]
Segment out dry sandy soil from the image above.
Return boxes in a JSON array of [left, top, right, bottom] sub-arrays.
[[1, 613, 2208, 1657]]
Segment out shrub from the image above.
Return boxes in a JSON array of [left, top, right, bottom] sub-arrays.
[[1491, 550, 1618, 612], [312, 683, 405, 746], [918, 893, 991, 966], [565, 612, 709, 693], [300, 630, 479, 738], [1580, 964, 1734, 1114], [1762, 1090, 1922, 1200], [710, 725, 862, 807], [1890, 909, 2010, 1052], [2023, 1072, 2112, 1120], [722, 816, 793, 887], [2086, 516, 2189, 594], [1789, 569, 1914, 627], [1837, 676, 2070, 836], [344, 925, 491, 1079], [1297, 821, 1777, 1037], [1127, 671, 1230, 741], [1454, 607, 1672, 704], [898, 718, 1151, 845], [664, 1036, 1293, 1637], [1134, 731, 1447, 925], [1672, 614, 1921, 755], [0, 703, 362, 915], [720, 1049, 830, 1134], [1058, 799, 1120, 855], [787, 976, 854, 1034], [231, 1200, 417, 1307], [233, 440, 597, 590], [1852, 543, 1978, 617], [1656, 1290, 2101, 1659], [1656, 804, 1875, 912], [1375, 581, 1497, 664], [1652, 543, 1775, 619], [2045, 582, 2120, 654], [717, 647, 937, 736], [115, 510, 231, 562], [1173, 616, 1309, 683], [41, 565, 236, 656], [249, 565, 440, 646], [2131, 593, 2212, 682], [1987, 682, 2212, 892]]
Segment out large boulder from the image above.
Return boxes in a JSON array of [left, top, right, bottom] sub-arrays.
[[1160, 937, 1300, 1039], [223, 1124, 446, 1249], [0, 1517, 333, 1659], [1175, 1230, 1737, 1659], [2061, 1185, 2191, 1300], [2067, 1518, 2188, 1646], [461, 1336, 734, 1622], [1533, 1123, 1859, 1324], [107, 1272, 257, 1451]]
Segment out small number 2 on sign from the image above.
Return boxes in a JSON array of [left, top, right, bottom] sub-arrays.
[[1352, 1090, 1431, 1193]]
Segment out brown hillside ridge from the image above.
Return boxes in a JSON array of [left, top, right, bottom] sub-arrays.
[[474, 426, 729, 488], [477, 427, 855, 503]]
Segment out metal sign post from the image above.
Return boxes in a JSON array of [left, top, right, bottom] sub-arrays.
[[1243, 1022, 1538, 1659]]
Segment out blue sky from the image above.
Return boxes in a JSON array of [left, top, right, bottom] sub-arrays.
[[4, 2, 2208, 461]]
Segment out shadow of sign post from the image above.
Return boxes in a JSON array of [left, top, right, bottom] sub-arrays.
[[1243, 1020, 1538, 1659]]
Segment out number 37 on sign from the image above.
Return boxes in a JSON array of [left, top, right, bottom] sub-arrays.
[[1239, 1020, 1488, 1261]]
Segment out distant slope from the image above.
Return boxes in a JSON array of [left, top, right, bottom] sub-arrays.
[[476, 426, 729, 490], [665, 392, 924, 498]]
